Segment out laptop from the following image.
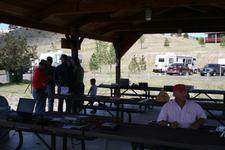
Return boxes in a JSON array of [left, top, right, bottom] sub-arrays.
[[8, 98, 35, 122], [118, 78, 129, 87]]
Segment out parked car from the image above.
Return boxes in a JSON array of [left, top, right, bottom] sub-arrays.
[[200, 64, 225, 76], [166, 63, 192, 75]]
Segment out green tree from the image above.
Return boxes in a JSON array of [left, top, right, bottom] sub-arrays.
[[95, 41, 108, 72], [89, 53, 99, 71], [183, 33, 189, 39], [128, 55, 140, 73], [139, 35, 145, 49], [164, 38, 170, 47], [0, 33, 37, 82], [139, 55, 147, 71], [198, 38, 205, 46], [106, 44, 116, 71], [220, 36, 225, 47]]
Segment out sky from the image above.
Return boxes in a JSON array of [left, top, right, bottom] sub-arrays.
[[0, 23, 9, 30], [0, 23, 207, 37]]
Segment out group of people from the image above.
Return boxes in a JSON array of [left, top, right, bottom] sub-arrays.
[[32, 54, 85, 114], [32, 56, 206, 130]]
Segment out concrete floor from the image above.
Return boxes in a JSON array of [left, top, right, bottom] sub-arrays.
[[0, 106, 222, 150]]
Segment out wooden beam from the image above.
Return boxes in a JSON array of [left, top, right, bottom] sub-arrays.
[[114, 32, 141, 58], [0, 14, 115, 42], [32, 0, 225, 21], [0, 1, 30, 16], [30, 0, 67, 22], [94, 14, 225, 34], [0, 14, 68, 34], [0, 0, 50, 9]]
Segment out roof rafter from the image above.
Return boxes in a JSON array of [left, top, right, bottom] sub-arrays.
[[31, 0, 225, 22]]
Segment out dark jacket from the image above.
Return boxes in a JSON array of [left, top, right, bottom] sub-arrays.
[[54, 63, 73, 88], [46, 65, 55, 86]]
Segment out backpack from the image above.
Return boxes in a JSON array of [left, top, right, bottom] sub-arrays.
[[155, 90, 170, 102]]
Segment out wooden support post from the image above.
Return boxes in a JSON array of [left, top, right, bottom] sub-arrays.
[[116, 57, 121, 84], [113, 41, 121, 96], [65, 34, 83, 59]]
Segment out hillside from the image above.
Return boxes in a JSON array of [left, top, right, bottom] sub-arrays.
[[1, 28, 225, 72]]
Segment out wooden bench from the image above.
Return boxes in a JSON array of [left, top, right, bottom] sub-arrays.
[[82, 105, 139, 123]]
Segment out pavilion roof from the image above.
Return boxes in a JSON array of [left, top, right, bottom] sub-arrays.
[[1, 0, 225, 56]]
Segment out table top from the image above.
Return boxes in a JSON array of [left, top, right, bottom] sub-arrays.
[[86, 123, 225, 150], [1, 112, 225, 150]]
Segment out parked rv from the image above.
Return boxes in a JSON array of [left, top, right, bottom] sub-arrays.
[[153, 53, 197, 73]]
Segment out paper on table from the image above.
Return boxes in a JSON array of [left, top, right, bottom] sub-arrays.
[[60, 86, 69, 94], [62, 124, 86, 129]]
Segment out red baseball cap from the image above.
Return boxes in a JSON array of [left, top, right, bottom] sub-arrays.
[[173, 84, 187, 92]]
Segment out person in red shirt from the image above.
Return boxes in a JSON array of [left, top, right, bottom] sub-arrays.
[[32, 60, 48, 114]]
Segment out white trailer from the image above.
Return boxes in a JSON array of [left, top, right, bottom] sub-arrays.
[[153, 53, 197, 73], [32, 50, 83, 67], [39, 50, 64, 66], [218, 58, 225, 65], [153, 53, 176, 73]]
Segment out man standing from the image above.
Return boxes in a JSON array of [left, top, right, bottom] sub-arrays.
[[54, 54, 73, 112], [157, 84, 206, 129], [71, 57, 85, 113], [46, 56, 55, 112], [32, 60, 48, 114]]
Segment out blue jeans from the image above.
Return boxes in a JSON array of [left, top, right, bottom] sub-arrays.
[[57, 86, 71, 113], [32, 88, 46, 114], [46, 84, 55, 112]]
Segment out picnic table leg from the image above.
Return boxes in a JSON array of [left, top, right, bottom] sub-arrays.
[[110, 88, 113, 97], [223, 94, 225, 116], [139, 144, 144, 150], [116, 104, 120, 119], [128, 113, 132, 123], [15, 130, 23, 150], [63, 136, 67, 150], [121, 104, 124, 121], [81, 139, 86, 150], [131, 142, 138, 150], [34, 133, 51, 150], [51, 134, 56, 150]]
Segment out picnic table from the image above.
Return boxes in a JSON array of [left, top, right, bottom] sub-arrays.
[[53, 94, 144, 122], [1, 112, 225, 150], [98, 84, 225, 104]]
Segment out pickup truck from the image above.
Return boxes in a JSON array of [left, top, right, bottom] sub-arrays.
[[200, 64, 225, 76]]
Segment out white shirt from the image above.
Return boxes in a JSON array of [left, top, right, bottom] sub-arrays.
[[157, 100, 207, 128], [89, 85, 97, 96]]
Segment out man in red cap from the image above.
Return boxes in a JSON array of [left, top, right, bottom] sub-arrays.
[[157, 84, 206, 129]]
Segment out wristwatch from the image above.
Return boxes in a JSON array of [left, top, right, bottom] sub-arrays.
[[166, 123, 170, 127]]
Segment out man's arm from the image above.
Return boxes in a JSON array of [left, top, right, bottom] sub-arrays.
[[190, 118, 206, 129], [88, 86, 93, 95], [157, 102, 180, 128], [190, 103, 207, 129]]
